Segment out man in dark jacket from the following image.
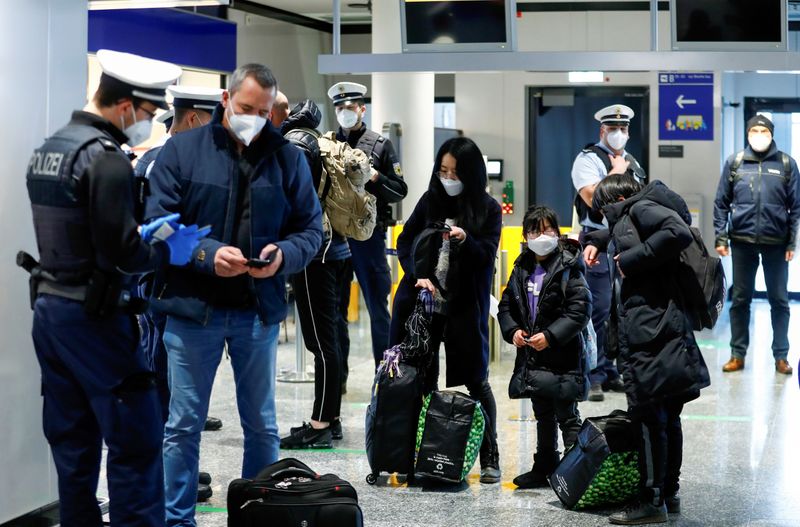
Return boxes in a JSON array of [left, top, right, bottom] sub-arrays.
[[329, 81, 408, 377], [588, 177, 711, 525], [279, 99, 352, 448], [714, 115, 799, 375], [146, 64, 322, 527]]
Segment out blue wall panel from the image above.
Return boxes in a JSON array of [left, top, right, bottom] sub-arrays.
[[89, 9, 236, 73]]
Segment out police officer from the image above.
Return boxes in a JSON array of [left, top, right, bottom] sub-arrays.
[[571, 104, 647, 402], [24, 50, 208, 527], [133, 85, 224, 502], [329, 82, 408, 382]]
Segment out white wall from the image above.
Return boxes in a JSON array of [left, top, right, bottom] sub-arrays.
[[455, 10, 722, 247], [0, 0, 87, 521]]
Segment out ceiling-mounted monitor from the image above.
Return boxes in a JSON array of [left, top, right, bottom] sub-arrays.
[[400, 0, 517, 53], [670, 0, 787, 51]]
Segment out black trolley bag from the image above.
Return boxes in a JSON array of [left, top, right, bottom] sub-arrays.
[[364, 290, 434, 485], [548, 410, 640, 510], [227, 458, 363, 527]]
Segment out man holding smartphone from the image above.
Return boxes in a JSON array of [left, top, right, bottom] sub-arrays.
[[145, 64, 322, 527]]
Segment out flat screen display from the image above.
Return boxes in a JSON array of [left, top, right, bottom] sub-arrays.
[[401, 0, 516, 52], [671, 0, 786, 51]]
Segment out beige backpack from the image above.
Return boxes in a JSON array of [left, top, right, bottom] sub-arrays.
[[317, 131, 377, 241]]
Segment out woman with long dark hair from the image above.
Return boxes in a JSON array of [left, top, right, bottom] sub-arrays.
[[391, 137, 503, 483]]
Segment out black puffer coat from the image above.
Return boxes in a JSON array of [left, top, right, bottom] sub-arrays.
[[599, 181, 711, 412], [498, 239, 592, 401]]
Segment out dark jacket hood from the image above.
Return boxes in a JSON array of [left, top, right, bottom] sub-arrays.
[[603, 180, 692, 228], [281, 99, 322, 134]]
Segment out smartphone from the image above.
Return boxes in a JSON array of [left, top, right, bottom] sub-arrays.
[[246, 249, 278, 268]]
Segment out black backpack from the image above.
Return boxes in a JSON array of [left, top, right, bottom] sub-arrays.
[[675, 226, 727, 331]]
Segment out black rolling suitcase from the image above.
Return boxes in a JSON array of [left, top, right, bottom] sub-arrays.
[[227, 458, 363, 527], [548, 410, 640, 510], [365, 290, 434, 484]]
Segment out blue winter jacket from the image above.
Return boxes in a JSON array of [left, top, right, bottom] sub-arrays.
[[145, 106, 323, 325], [714, 143, 800, 250]]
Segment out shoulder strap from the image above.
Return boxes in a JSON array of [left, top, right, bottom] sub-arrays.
[[782, 152, 791, 184], [728, 150, 745, 183], [357, 130, 381, 158], [583, 144, 612, 173]]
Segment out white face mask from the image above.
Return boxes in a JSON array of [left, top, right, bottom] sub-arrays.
[[121, 108, 152, 147], [227, 102, 267, 146], [606, 129, 629, 151], [528, 234, 559, 256], [337, 108, 359, 130], [748, 134, 772, 153], [439, 177, 464, 196]]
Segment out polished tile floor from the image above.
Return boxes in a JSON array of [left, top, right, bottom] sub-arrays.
[[99, 299, 799, 526]]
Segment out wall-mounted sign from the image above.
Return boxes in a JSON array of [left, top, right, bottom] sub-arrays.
[[658, 72, 714, 141]]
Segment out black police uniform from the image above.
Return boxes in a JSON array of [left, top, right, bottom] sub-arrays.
[[337, 123, 408, 366], [26, 111, 169, 527]]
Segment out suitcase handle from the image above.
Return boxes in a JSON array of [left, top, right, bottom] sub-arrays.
[[269, 467, 318, 480]]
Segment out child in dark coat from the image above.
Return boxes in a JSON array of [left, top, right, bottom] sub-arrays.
[[498, 205, 591, 488]]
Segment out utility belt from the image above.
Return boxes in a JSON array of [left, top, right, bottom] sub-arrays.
[[16, 251, 147, 316]]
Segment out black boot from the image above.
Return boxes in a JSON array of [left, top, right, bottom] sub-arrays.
[[513, 451, 560, 489], [479, 441, 501, 484]]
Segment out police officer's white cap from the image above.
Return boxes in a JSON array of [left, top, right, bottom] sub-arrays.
[[167, 85, 223, 112], [96, 49, 182, 110], [595, 104, 635, 125], [328, 82, 367, 105]]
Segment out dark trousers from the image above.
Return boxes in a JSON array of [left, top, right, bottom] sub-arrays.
[[347, 229, 392, 366], [729, 242, 790, 360], [423, 314, 499, 456], [292, 259, 351, 423], [32, 295, 164, 527], [580, 235, 619, 385], [531, 397, 582, 454], [634, 400, 684, 505], [337, 258, 353, 385]]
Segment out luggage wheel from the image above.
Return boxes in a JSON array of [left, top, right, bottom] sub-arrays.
[[366, 473, 378, 485]]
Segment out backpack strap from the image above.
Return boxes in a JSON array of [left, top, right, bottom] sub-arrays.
[[728, 150, 745, 184], [782, 152, 791, 185]]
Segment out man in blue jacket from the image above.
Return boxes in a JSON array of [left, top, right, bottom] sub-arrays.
[[714, 115, 799, 376], [146, 63, 322, 527]]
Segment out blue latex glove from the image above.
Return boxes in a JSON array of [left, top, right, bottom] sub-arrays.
[[164, 224, 212, 266], [141, 213, 181, 244]]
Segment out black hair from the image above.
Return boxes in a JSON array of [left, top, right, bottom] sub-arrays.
[[592, 174, 643, 211], [522, 205, 560, 237], [93, 73, 145, 109], [173, 107, 212, 127], [426, 136, 488, 232]]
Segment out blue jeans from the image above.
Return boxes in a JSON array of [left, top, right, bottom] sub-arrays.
[[729, 242, 790, 360], [162, 310, 280, 527], [348, 229, 392, 366]]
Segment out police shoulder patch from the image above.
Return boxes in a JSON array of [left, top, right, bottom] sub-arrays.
[[393, 162, 403, 177]]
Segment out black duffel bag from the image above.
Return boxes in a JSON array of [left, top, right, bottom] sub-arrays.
[[227, 458, 363, 527], [548, 410, 640, 510]]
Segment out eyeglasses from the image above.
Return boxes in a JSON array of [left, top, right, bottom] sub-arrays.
[[528, 228, 558, 237], [437, 170, 458, 179]]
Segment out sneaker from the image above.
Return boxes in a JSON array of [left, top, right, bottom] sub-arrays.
[[199, 471, 212, 486], [602, 377, 625, 393], [280, 423, 333, 449], [330, 419, 343, 441], [197, 484, 212, 502], [609, 501, 668, 525], [665, 493, 680, 515], [204, 416, 223, 431], [588, 383, 605, 402]]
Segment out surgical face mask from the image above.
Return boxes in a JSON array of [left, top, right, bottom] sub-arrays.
[[121, 107, 152, 147], [528, 234, 559, 256], [748, 134, 772, 153], [227, 102, 267, 146], [337, 108, 359, 130], [606, 129, 629, 151], [439, 177, 464, 196]]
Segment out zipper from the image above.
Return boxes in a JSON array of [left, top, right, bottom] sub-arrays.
[[241, 498, 360, 510], [755, 161, 763, 244]]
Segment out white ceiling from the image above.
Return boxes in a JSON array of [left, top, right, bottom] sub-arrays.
[[242, 0, 371, 21]]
